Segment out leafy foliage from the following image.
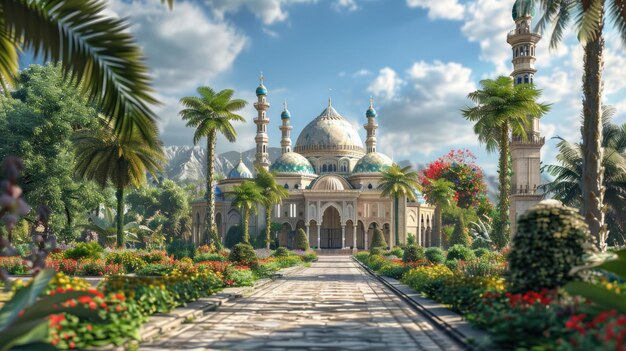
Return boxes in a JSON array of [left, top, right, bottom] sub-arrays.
[[425, 247, 445, 264], [273, 247, 290, 258], [295, 228, 309, 251], [224, 225, 244, 249], [449, 217, 472, 247], [166, 239, 195, 260], [402, 245, 425, 263], [231, 181, 264, 244], [62, 242, 102, 260], [446, 244, 475, 262], [379, 164, 421, 245], [229, 243, 258, 267], [370, 228, 388, 249]]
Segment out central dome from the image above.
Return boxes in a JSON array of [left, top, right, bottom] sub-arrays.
[[294, 105, 365, 158]]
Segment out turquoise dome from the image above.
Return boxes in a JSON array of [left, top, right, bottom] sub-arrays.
[[281, 109, 291, 119], [366, 106, 377, 118], [353, 152, 393, 174], [256, 84, 267, 96], [270, 152, 315, 175], [228, 160, 253, 179], [512, 0, 534, 20]]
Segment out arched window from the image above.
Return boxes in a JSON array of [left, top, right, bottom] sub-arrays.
[[284, 183, 289, 189], [322, 164, 328, 172], [295, 184, 300, 189], [517, 76, 523, 85], [332, 164, 337, 172], [524, 75, 529, 84]]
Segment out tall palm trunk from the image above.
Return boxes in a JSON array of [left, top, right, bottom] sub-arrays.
[[499, 123, 510, 242], [205, 129, 217, 244], [265, 207, 272, 249], [436, 207, 443, 247], [394, 196, 399, 247], [581, 19, 607, 251], [116, 186, 124, 248], [242, 206, 250, 244]]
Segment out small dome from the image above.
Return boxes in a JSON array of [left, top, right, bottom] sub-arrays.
[[353, 152, 393, 174], [228, 160, 253, 179], [512, 0, 534, 20], [313, 175, 346, 191], [256, 84, 267, 96], [269, 152, 315, 175], [281, 109, 291, 119], [366, 106, 377, 118]]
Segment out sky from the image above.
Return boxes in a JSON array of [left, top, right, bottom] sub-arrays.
[[55, 0, 626, 173]]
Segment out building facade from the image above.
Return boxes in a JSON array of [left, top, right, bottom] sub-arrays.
[[192, 80, 434, 249]]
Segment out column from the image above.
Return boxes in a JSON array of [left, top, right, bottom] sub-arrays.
[[341, 225, 346, 249], [317, 226, 321, 250], [352, 226, 357, 250], [364, 230, 368, 250], [306, 225, 310, 246]]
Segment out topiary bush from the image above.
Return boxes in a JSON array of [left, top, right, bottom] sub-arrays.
[[425, 247, 445, 264], [389, 247, 404, 258], [370, 229, 388, 249], [369, 247, 384, 256], [473, 248, 490, 258], [224, 225, 244, 249], [446, 244, 475, 262], [166, 239, 195, 260], [507, 200, 588, 293], [403, 245, 425, 263], [295, 228, 309, 251], [449, 217, 472, 247], [63, 242, 103, 260], [229, 243, 258, 267], [273, 247, 290, 257], [406, 233, 416, 246]]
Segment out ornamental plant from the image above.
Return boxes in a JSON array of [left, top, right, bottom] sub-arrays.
[[370, 228, 388, 249], [63, 242, 103, 260], [229, 243, 258, 267], [403, 245, 425, 263], [425, 247, 445, 264], [562, 310, 626, 351], [295, 228, 309, 251], [446, 244, 475, 262], [507, 201, 588, 293]]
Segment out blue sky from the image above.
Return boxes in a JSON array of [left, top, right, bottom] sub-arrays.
[[61, 0, 626, 173]]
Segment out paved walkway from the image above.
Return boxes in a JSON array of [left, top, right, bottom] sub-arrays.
[[140, 256, 464, 351]]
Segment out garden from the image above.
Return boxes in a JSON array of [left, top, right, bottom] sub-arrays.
[[356, 201, 626, 350]]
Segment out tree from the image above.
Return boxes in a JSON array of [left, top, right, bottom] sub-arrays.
[[80, 206, 152, 247], [542, 106, 626, 246], [254, 168, 288, 249], [535, 0, 626, 251], [462, 76, 549, 240], [422, 178, 456, 247], [379, 164, 421, 246], [0, 0, 168, 146], [449, 216, 471, 247], [231, 180, 263, 244], [72, 118, 164, 247], [179, 87, 246, 245]]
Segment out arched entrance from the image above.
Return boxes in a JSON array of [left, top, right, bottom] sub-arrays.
[[309, 220, 318, 249], [383, 223, 391, 248], [321, 206, 342, 249], [345, 220, 354, 249], [279, 223, 292, 248], [356, 220, 366, 249]]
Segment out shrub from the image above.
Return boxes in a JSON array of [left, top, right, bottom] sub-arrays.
[[370, 228, 388, 249], [445, 259, 461, 271], [402, 264, 453, 295], [473, 248, 490, 258], [369, 247, 384, 256], [507, 201, 588, 293], [224, 225, 244, 249], [78, 259, 122, 276], [273, 247, 290, 257], [425, 247, 445, 264], [105, 251, 147, 273], [166, 239, 195, 260], [406, 233, 416, 246], [302, 252, 317, 262], [225, 266, 256, 286], [378, 261, 408, 279], [367, 255, 386, 271], [462, 259, 504, 277], [449, 217, 472, 247], [136, 264, 175, 276], [402, 245, 425, 263], [194, 253, 226, 262], [0, 256, 28, 274], [274, 255, 302, 268], [63, 242, 103, 260], [295, 228, 309, 251], [229, 243, 258, 267], [446, 244, 475, 261], [354, 251, 370, 263], [389, 247, 404, 258], [139, 250, 170, 264]]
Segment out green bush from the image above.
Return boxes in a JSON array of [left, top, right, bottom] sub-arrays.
[[446, 244, 475, 262], [302, 252, 317, 262], [224, 225, 244, 249], [225, 267, 256, 286], [367, 255, 386, 271], [295, 228, 309, 251], [473, 248, 490, 258], [370, 228, 388, 249], [445, 259, 461, 271], [229, 243, 258, 267], [507, 201, 588, 293], [369, 247, 384, 256], [136, 264, 174, 276], [64, 242, 103, 260], [402, 245, 425, 263], [273, 247, 290, 257], [105, 251, 147, 273], [166, 239, 195, 260], [274, 255, 302, 268], [425, 247, 445, 264], [389, 247, 404, 258], [406, 233, 416, 246], [449, 217, 472, 247], [194, 253, 226, 262], [378, 262, 409, 279], [354, 251, 370, 263]]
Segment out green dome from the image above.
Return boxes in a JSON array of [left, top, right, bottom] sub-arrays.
[[353, 152, 393, 174], [512, 0, 535, 20], [270, 152, 316, 175]]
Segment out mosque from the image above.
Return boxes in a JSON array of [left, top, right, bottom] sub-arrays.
[[191, 0, 545, 249]]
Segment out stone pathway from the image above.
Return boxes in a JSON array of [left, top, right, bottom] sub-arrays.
[[140, 256, 464, 351]]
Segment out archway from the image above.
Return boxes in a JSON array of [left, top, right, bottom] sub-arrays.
[[320, 206, 342, 249], [279, 222, 292, 248], [368, 222, 378, 248], [356, 220, 366, 249]]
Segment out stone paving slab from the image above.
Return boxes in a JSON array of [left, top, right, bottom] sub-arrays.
[[140, 256, 465, 351]]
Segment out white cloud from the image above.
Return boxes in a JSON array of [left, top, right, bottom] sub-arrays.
[[205, 0, 317, 25], [332, 0, 358, 12], [352, 69, 371, 77], [367, 67, 404, 100], [406, 0, 465, 20]]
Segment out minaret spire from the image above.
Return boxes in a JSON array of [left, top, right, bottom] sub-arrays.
[[280, 99, 293, 154], [253, 72, 270, 171], [508, 0, 544, 234], [364, 96, 378, 153]]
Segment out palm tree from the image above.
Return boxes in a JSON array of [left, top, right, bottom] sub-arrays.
[[462, 76, 550, 240], [422, 178, 456, 247], [0, 0, 171, 146], [542, 106, 626, 245], [379, 164, 421, 246], [231, 180, 264, 244], [179, 87, 246, 245], [534, 0, 626, 251], [73, 118, 164, 247], [255, 167, 288, 249], [81, 207, 153, 247]]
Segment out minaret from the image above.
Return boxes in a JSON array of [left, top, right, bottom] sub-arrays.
[[507, 0, 545, 234], [253, 73, 270, 171], [279, 100, 293, 154], [364, 97, 378, 153]]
